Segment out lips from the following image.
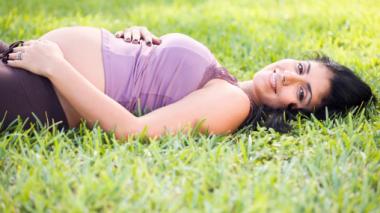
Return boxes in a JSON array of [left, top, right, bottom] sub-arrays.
[[269, 72, 277, 94]]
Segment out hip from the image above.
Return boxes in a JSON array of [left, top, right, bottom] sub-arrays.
[[0, 62, 69, 131]]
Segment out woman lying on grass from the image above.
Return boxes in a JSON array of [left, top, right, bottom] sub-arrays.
[[0, 26, 376, 138]]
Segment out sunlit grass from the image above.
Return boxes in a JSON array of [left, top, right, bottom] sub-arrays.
[[0, 0, 379, 212]]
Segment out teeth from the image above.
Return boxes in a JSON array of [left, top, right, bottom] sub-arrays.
[[271, 73, 276, 93]]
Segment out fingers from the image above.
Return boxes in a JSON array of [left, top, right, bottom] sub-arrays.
[[8, 52, 21, 60], [8, 50, 27, 62], [117, 26, 161, 46], [3, 47, 26, 62], [12, 46, 27, 53], [131, 28, 140, 44], [152, 35, 162, 45], [140, 28, 153, 46], [115, 31, 123, 38], [6, 58, 23, 68], [123, 29, 132, 42]]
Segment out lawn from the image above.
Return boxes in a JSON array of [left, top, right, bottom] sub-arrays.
[[1, 0, 379, 212]]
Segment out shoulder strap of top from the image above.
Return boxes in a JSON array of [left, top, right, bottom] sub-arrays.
[[197, 64, 238, 89]]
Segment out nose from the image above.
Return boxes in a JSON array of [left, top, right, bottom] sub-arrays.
[[281, 70, 306, 86]]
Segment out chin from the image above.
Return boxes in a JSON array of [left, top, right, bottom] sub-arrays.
[[252, 72, 268, 102]]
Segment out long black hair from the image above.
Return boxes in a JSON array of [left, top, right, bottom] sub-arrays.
[[237, 55, 377, 133]]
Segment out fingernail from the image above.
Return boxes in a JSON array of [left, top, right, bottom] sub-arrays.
[[146, 41, 152, 46]]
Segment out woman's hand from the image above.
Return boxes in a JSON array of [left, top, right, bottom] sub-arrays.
[[6, 39, 65, 78], [115, 26, 161, 46]]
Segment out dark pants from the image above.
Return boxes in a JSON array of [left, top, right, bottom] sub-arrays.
[[0, 41, 69, 131]]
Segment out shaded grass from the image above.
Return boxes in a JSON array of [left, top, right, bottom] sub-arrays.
[[0, 0, 379, 212]]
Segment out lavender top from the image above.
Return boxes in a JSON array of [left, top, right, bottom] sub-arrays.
[[101, 29, 238, 115]]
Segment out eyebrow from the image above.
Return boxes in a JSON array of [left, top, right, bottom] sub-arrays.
[[306, 61, 312, 105]]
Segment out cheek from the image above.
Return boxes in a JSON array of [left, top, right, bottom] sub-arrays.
[[277, 88, 296, 107], [253, 73, 271, 97]]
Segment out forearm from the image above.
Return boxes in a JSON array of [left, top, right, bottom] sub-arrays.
[[47, 59, 141, 138]]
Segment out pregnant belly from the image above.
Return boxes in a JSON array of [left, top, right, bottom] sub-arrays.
[[40, 26, 105, 127]]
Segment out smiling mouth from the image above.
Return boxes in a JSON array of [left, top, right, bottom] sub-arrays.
[[270, 71, 277, 94]]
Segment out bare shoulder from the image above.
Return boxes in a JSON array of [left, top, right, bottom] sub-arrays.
[[203, 79, 250, 104], [194, 78, 251, 133]]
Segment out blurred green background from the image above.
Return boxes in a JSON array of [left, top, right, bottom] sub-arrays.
[[2, 0, 379, 83], [1, 0, 379, 212]]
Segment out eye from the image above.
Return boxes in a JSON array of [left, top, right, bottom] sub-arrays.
[[297, 63, 304, 74], [298, 87, 305, 102]]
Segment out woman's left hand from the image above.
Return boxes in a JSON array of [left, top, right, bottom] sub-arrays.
[[7, 39, 65, 77], [115, 26, 161, 46]]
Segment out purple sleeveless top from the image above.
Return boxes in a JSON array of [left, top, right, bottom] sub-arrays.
[[101, 29, 238, 115]]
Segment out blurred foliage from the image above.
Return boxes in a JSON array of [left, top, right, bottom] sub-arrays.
[[0, 0, 379, 212]]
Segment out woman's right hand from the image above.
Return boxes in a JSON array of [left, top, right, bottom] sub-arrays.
[[115, 26, 161, 46]]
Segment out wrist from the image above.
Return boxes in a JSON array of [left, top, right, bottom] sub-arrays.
[[45, 58, 69, 79]]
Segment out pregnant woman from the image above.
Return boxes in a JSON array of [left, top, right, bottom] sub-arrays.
[[0, 26, 375, 138]]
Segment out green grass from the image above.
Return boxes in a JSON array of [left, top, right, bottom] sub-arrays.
[[1, 0, 380, 212]]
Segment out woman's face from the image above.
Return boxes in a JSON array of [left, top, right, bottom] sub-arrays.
[[252, 59, 333, 110]]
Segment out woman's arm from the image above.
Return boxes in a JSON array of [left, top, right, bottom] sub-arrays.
[[7, 40, 250, 139], [48, 59, 141, 137], [49, 61, 250, 138], [47, 60, 250, 138], [7, 40, 142, 139]]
